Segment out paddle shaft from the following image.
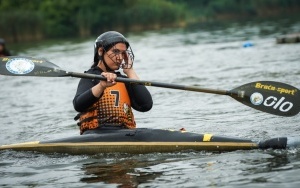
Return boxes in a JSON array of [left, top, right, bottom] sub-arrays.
[[67, 71, 229, 96]]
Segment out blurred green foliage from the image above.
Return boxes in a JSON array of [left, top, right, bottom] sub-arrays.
[[0, 0, 299, 42]]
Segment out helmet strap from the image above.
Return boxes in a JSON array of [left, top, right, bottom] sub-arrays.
[[102, 59, 113, 72], [98, 54, 113, 72]]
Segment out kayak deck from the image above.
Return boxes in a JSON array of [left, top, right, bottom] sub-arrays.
[[0, 128, 291, 154]]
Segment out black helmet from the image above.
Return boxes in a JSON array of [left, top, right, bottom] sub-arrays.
[[93, 31, 131, 63]]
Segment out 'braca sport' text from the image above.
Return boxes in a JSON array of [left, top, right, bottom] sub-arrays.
[[255, 82, 297, 95]]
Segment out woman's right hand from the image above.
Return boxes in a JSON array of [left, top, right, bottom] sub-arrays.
[[92, 72, 117, 98], [100, 72, 117, 88]]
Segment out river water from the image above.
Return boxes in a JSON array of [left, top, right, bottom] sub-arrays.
[[1, 20, 300, 187]]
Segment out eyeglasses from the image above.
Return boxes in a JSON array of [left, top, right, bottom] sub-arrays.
[[106, 47, 134, 69], [110, 49, 127, 57]]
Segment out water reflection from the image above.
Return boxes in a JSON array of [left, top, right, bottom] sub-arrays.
[[79, 152, 198, 187], [80, 158, 163, 187]]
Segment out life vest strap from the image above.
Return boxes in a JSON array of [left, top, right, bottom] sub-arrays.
[[74, 106, 98, 121], [77, 116, 98, 126]]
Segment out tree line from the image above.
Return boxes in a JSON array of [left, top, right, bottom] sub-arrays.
[[0, 0, 299, 43]]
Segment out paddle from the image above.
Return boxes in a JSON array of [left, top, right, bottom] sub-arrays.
[[1, 56, 299, 117]]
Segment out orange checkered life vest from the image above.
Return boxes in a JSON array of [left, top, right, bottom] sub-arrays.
[[79, 82, 136, 134]]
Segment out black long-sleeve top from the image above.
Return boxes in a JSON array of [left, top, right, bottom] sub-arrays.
[[73, 66, 153, 113]]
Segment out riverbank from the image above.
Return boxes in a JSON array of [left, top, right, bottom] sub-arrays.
[[6, 16, 299, 57], [1, 0, 300, 44]]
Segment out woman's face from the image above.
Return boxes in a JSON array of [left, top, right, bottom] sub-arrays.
[[100, 43, 127, 70]]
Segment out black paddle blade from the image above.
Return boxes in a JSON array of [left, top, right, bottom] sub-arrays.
[[0, 56, 68, 77], [230, 81, 300, 117]]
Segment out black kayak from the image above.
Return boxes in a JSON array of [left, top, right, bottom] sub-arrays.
[[0, 128, 299, 155]]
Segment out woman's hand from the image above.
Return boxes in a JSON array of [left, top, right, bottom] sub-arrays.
[[100, 72, 117, 88], [122, 52, 139, 79], [121, 51, 133, 69], [123, 67, 139, 80], [92, 72, 117, 98]]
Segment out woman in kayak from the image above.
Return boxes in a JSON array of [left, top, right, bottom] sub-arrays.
[[73, 31, 153, 134], [0, 38, 11, 57]]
